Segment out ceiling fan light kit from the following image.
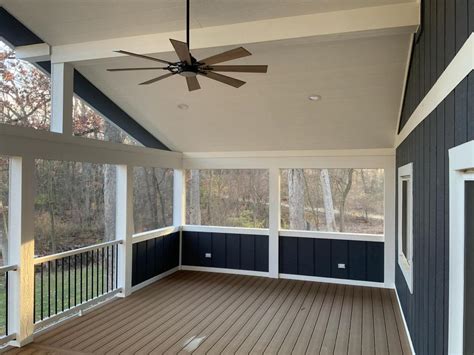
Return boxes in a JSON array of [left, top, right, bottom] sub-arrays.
[[107, 0, 268, 92]]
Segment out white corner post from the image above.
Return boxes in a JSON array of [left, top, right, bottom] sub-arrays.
[[51, 63, 74, 135], [8, 157, 35, 347], [116, 165, 134, 297], [268, 168, 280, 278], [173, 169, 186, 268], [384, 157, 396, 288]]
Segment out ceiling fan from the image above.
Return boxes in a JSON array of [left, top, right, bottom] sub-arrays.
[[107, 0, 268, 91]]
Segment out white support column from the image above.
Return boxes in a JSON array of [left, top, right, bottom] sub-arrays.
[[8, 157, 35, 347], [173, 169, 186, 267], [51, 63, 74, 135], [268, 168, 280, 278], [116, 165, 134, 297], [384, 158, 396, 288]]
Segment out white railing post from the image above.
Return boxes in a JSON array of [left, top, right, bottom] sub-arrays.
[[173, 169, 186, 268], [51, 62, 74, 135], [268, 167, 280, 278], [116, 165, 133, 297], [8, 157, 35, 346]]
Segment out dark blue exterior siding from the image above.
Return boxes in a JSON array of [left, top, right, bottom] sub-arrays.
[[279, 237, 384, 283], [132, 232, 179, 286], [396, 0, 474, 353], [182, 232, 269, 272]]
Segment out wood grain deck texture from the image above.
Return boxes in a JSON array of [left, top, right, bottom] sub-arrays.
[[6, 271, 412, 354]]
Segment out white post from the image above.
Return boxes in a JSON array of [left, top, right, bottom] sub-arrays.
[[173, 169, 186, 267], [51, 62, 74, 135], [8, 157, 35, 346], [384, 158, 396, 287], [268, 168, 280, 278], [116, 165, 133, 297]]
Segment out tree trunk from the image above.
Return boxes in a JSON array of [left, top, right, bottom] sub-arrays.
[[320, 169, 337, 232], [339, 169, 354, 232], [0, 201, 8, 263], [189, 170, 201, 225], [104, 121, 122, 241], [288, 169, 305, 230]]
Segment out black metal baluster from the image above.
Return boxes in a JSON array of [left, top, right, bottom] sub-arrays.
[[85, 252, 88, 301], [96, 249, 99, 297], [81, 253, 84, 304], [115, 245, 118, 289], [68, 256, 71, 309], [33, 266, 36, 324], [5, 271, 8, 335], [48, 261, 51, 318], [91, 250, 94, 300], [106, 246, 109, 293], [61, 259, 64, 312], [55, 259, 58, 315], [111, 245, 114, 290], [40, 264, 44, 321], [74, 255, 77, 307], [101, 248, 105, 295]]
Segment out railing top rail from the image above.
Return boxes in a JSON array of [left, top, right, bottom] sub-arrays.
[[34, 240, 122, 265], [132, 225, 180, 244], [0, 264, 18, 273]]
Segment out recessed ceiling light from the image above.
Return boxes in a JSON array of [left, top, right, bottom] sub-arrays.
[[308, 95, 322, 101], [177, 103, 189, 110]]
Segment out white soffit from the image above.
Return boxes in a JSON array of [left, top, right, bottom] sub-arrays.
[[75, 34, 411, 152]]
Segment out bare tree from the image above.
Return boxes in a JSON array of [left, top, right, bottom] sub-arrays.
[[320, 169, 337, 231], [288, 169, 305, 230], [189, 170, 201, 224], [337, 169, 354, 232], [103, 121, 122, 241]]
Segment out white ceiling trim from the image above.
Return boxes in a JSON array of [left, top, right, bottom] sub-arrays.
[[49, 2, 419, 64]]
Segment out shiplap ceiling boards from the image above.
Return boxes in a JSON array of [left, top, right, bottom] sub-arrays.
[[2, 0, 419, 152]]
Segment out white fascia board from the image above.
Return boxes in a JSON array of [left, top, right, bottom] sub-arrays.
[[15, 43, 50, 62], [396, 33, 474, 147], [51, 2, 419, 63]]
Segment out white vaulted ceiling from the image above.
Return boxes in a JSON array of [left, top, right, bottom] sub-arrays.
[[0, 0, 417, 152]]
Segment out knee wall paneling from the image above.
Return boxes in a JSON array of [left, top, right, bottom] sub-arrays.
[[279, 237, 384, 283], [132, 232, 180, 286], [182, 232, 269, 272]]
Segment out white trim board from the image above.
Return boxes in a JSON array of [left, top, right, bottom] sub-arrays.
[[181, 225, 269, 236], [279, 273, 387, 289], [396, 33, 474, 147], [131, 267, 179, 293], [132, 226, 180, 244], [394, 288, 417, 355], [448, 140, 474, 355], [279, 229, 384, 242], [180, 266, 269, 278]]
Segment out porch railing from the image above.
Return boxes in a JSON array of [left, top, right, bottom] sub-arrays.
[[33, 240, 122, 324], [0, 264, 18, 346]]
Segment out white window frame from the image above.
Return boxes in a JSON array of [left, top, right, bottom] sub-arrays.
[[448, 140, 474, 355], [398, 162, 413, 293]]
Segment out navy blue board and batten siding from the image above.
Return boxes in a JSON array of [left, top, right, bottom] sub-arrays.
[[396, 0, 473, 354], [131, 232, 179, 286], [182, 231, 269, 272], [279, 237, 384, 282]]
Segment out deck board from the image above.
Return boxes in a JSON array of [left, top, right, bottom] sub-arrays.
[[7, 271, 412, 354]]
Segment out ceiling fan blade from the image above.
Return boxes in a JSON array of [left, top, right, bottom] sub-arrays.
[[205, 65, 268, 73], [200, 71, 245, 88], [115, 50, 172, 65], [139, 72, 175, 85], [107, 67, 168, 72], [170, 39, 192, 64], [186, 76, 201, 91], [199, 47, 251, 65]]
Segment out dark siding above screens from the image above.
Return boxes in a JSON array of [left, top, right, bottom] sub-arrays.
[[396, 0, 474, 354], [132, 232, 179, 287], [279, 237, 384, 283], [0, 7, 168, 150], [182, 232, 269, 272]]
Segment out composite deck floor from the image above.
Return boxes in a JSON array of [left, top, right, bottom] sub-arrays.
[[7, 271, 411, 354]]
